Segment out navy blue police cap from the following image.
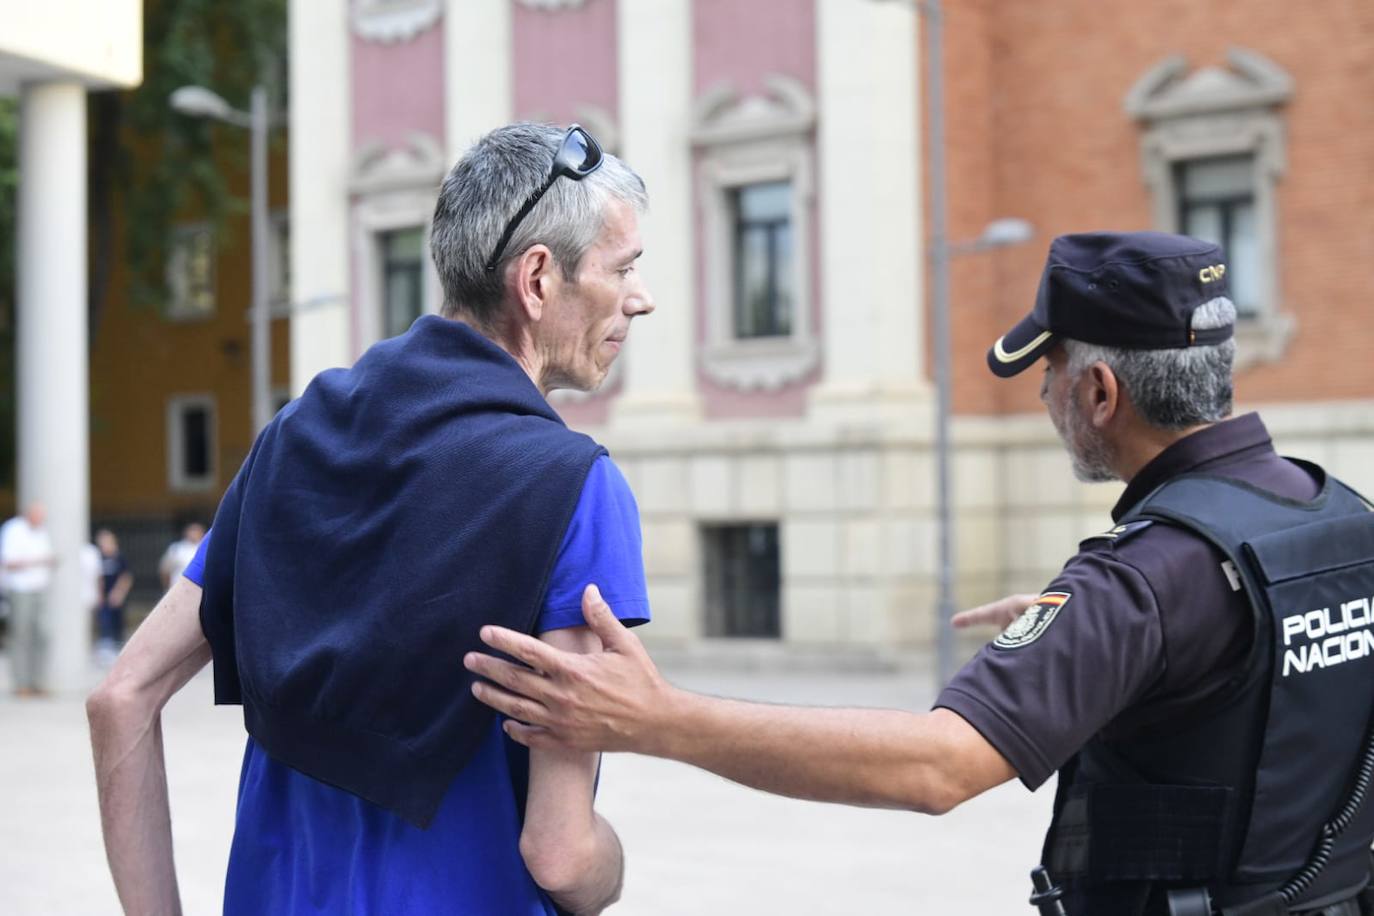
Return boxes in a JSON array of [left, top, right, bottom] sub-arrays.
[[987, 231, 1233, 378]]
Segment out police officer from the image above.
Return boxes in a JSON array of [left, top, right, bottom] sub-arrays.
[[465, 231, 1374, 916]]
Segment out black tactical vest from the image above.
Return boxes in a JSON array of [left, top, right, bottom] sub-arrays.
[[1043, 463, 1374, 915]]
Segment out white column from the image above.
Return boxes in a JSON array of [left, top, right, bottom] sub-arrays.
[[17, 82, 90, 694], [611, 0, 700, 425], [288, 0, 352, 391], [444, 0, 513, 159], [811, 0, 927, 423]]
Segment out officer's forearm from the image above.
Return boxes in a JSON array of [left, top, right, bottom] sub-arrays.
[[647, 692, 1014, 814]]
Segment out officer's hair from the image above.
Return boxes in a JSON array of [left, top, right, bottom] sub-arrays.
[[430, 123, 648, 327], [1063, 297, 1236, 430]]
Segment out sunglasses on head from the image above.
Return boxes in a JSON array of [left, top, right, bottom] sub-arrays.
[[484, 124, 605, 273]]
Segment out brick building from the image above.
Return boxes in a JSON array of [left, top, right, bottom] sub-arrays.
[[934, 0, 1374, 613]]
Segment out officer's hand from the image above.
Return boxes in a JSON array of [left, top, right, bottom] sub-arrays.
[[951, 593, 1040, 631], [464, 584, 673, 754]]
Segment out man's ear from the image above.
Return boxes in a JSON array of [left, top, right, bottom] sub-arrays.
[[510, 244, 557, 322], [1085, 361, 1120, 429]]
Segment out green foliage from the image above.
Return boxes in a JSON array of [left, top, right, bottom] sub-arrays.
[[118, 0, 288, 309]]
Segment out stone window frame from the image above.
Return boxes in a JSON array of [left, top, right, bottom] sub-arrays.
[[349, 133, 445, 352], [693, 75, 819, 392], [1126, 48, 1296, 369], [165, 222, 216, 321], [166, 393, 217, 493]]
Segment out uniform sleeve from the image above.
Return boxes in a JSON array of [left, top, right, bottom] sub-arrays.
[[182, 530, 212, 587], [537, 455, 650, 633], [935, 548, 1166, 791]]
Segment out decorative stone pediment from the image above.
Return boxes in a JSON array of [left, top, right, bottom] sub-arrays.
[[692, 75, 816, 147], [349, 132, 447, 195], [351, 0, 442, 43], [1125, 48, 1293, 122]]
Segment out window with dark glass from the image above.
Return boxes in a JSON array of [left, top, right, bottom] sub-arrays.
[[732, 182, 793, 339], [702, 523, 782, 638], [381, 226, 426, 338], [1176, 156, 1258, 317], [168, 396, 215, 490], [181, 406, 210, 478]]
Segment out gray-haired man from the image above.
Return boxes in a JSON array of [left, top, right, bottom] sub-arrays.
[[90, 123, 654, 916], [468, 232, 1374, 915]]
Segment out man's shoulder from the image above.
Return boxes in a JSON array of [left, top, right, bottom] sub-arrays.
[[1070, 516, 1222, 584]]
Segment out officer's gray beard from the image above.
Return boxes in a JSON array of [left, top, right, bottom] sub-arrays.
[[1052, 396, 1119, 483]]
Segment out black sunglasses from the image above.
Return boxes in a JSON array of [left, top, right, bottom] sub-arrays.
[[484, 125, 605, 273]]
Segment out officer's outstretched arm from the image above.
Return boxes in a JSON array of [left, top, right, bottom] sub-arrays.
[[87, 576, 212, 915], [467, 586, 1017, 815]]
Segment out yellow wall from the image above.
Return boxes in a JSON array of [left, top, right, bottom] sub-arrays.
[[89, 133, 290, 522]]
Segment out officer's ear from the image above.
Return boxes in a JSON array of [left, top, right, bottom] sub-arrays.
[[1085, 361, 1120, 429], [509, 244, 558, 323]]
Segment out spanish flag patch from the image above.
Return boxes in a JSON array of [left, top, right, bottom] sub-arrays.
[[993, 591, 1072, 650]]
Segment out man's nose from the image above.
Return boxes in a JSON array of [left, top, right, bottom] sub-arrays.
[[627, 280, 655, 316]]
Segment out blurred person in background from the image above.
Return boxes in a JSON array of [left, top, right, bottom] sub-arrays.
[[1, 501, 57, 697], [94, 529, 133, 662], [158, 521, 205, 591]]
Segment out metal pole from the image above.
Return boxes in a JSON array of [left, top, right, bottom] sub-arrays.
[[924, 0, 958, 690], [250, 85, 271, 435]]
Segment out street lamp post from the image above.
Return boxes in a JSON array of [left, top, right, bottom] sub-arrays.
[[170, 84, 274, 435]]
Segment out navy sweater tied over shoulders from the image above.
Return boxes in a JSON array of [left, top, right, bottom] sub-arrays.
[[199, 315, 606, 828]]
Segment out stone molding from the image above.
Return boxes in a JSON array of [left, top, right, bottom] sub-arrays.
[[350, 0, 443, 43], [349, 132, 447, 195]]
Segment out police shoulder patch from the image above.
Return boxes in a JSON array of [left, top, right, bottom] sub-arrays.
[[993, 591, 1072, 650]]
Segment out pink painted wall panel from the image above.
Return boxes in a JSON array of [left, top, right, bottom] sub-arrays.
[[692, 0, 816, 96], [350, 25, 446, 149], [692, 0, 820, 419], [513, 0, 619, 125]]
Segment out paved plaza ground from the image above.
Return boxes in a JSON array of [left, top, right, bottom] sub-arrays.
[[1, 651, 1052, 915]]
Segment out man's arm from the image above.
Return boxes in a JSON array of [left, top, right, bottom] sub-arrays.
[[519, 625, 624, 915], [467, 586, 1017, 815], [110, 569, 135, 609], [87, 576, 212, 916]]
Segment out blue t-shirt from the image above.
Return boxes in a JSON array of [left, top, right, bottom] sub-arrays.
[[185, 455, 649, 915]]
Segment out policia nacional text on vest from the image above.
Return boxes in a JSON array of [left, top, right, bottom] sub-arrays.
[[1034, 463, 1374, 916]]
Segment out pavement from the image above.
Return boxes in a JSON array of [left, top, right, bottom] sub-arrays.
[[0, 651, 1052, 915]]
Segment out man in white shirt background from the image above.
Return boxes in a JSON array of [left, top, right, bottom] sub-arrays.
[[0, 501, 57, 697], [157, 522, 205, 592]]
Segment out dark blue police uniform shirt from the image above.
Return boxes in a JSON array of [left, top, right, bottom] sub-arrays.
[[184, 454, 649, 915], [936, 413, 1319, 790]]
